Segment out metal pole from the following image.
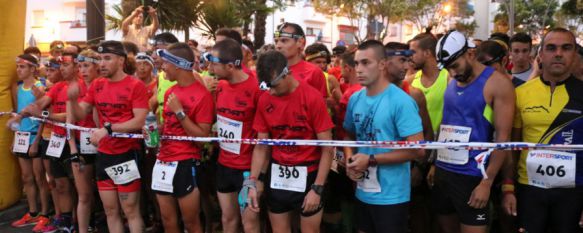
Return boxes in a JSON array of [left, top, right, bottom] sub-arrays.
[[87, 0, 105, 45]]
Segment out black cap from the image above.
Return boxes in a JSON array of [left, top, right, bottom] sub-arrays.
[[332, 45, 347, 55], [97, 40, 127, 57]]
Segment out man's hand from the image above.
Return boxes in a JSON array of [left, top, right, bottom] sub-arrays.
[[167, 93, 183, 113], [21, 103, 42, 118], [147, 6, 157, 15], [502, 193, 517, 216], [90, 128, 108, 146], [468, 181, 491, 209], [411, 165, 423, 187], [427, 165, 435, 187], [202, 75, 218, 93], [302, 190, 322, 214], [31, 85, 44, 100], [346, 153, 369, 172], [133, 6, 144, 15], [246, 186, 260, 213]]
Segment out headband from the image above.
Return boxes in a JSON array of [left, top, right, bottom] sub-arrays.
[[44, 61, 61, 69], [136, 53, 154, 67], [156, 49, 193, 70], [97, 45, 127, 57], [203, 53, 241, 67], [77, 55, 99, 64], [57, 55, 77, 63], [386, 50, 415, 57], [274, 31, 304, 39], [305, 51, 329, 61], [15, 57, 39, 67]]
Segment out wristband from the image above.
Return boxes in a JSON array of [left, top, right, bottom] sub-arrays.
[[249, 176, 257, 181], [368, 154, 378, 167], [503, 178, 514, 185], [502, 184, 515, 194], [258, 172, 266, 182]]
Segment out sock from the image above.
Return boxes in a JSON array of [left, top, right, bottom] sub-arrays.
[[29, 212, 38, 217]]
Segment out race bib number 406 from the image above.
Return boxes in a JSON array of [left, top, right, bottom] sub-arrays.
[[270, 164, 307, 193], [437, 125, 472, 165], [526, 150, 576, 188]]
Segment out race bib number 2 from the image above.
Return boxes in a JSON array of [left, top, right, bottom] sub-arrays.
[[526, 150, 576, 188], [270, 164, 307, 193], [13, 131, 31, 154], [105, 160, 141, 185], [151, 160, 178, 193], [437, 125, 472, 165]]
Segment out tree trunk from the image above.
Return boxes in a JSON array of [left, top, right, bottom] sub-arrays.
[[87, 0, 105, 45], [243, 21, 250, 38], [253, 0, 267, 49], [184, 26, 190, 41], [122, 0, 141, 17]]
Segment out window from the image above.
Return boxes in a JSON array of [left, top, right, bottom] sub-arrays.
[[306, 27, 322, 36], [338, 25, 358, 45], [33, 10, 44, 27], [72, 7, 86, 27]]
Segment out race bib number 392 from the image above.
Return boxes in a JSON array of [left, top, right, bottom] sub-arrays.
[[105, 160, 141, 185]]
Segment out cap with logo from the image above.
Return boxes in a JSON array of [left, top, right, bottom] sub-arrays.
[[436, 30, 476, 69]]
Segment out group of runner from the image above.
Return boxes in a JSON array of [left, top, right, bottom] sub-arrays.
[[7, 18, 583, 233]]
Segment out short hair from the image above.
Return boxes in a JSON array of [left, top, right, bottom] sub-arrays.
[[17, 54, 39, 67], [152, 32, 179, 44], [256, 50, 288, 84], [277, 22, 305, 37], [213, 38, 243, 69], [509, 32, 532, 48], [305, 43, 331, 63], [409, 33, 437, 56], [541, 27, 576, 47], [188, 39, 199, 48], [62, 52, 78, 61], [167, 42, 195, 63], [242, 39, 255, 53], [216, 28, 242, 44], [50, 40, 65, 50], [256, 44, 276, 60], [489, 32, 510, 48], [332, 45, 347, 55], [384, 42, 409, 52], [24, 47, 41, 55], [122, 41, 139, 56], [476, 40, 507, 64], [341, 51, 355, 67], [79, 49, 100, 60], [357, 40, 385, 60]]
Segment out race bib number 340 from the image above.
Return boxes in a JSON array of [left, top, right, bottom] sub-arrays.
[[270, 164, 307, 193], [105, 160, 141, 185], [437, 125, 472, 165], [526, 150, 576, 188], [46, 133, 66, 158]]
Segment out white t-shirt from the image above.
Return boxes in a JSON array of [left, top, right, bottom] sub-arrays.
[[512, 65, 534, 82]]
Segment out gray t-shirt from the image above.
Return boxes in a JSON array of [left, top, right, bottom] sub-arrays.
[[512, 65, 533, 82]]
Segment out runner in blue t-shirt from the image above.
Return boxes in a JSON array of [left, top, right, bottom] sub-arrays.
[[343, 40, 425, 233]]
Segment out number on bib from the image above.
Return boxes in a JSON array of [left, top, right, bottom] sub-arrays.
[[217, 115, 243, 155], [46, 133, 66, 158], [270, 164, 307, 192], [436, 125, 472, 165], [13, 131, 31, 154], [357, 166, 381, 193], [526, 150, 576, 188], [105, 160, 141, 185], [151, 160, 178, 192], [80, 131, 97, 154]]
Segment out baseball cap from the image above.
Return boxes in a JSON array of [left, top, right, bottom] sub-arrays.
[[435, 30, 476, 69]]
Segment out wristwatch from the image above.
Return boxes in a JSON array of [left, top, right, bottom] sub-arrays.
[[310, 184, 324, 196], [175, 111, 186, 121], [41, 110, 49, 119], [368, 154, 378, 167], [104, 122, 113, 135]]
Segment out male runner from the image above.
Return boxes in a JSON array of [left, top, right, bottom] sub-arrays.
[[432, 30, 515, 233], [509, 33, 534, 82]]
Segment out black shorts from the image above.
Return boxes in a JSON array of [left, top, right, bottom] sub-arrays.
[[39, 138, 50, 160], [49, 143, 73, 179], [153, 159, 198, 198], [517, 184, 583, 233], [356, 200, 409, 233], [431, 167, 488, 226], [266, 164, 321, 216], [323, 170, 354, 213], [216, 163, 247, 193]]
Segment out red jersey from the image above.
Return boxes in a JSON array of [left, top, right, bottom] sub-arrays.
[[337, 83, 362, 139], [77, 80, 97, 129], [146, 79, 157, 100], [216, 75, 261, 169], [328, 66, 342, 82], [159, 81, 215, 162], [289, 60, 328, 98], [242, 64, 257, 81], [401, 80, 411, 94], [46, 78, 87, 136], [253, 81, 334, 172], [82, 76, 149, 155]]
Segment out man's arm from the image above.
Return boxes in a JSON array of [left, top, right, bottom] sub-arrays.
[[148, 7, 159, 37], [347, 132, 425, 172], [111, 108, 148, 133], [122, 7, 142, 36], [313, 130, 333, 186]]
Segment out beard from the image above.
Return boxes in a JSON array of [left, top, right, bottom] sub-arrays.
[[453, 64, 473, 83]]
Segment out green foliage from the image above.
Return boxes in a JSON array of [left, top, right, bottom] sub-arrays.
[[494, 0, 559, 35]]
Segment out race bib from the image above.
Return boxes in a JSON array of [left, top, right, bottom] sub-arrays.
[[357, 166, 381, 193], [151, 160, 178, 193], [270, 164, 307, 193], [13, 131, 31, 154], [105, 160, 141, 185], [331, 148, 345, 173], [80, 131, 97, 154], [46, 133, 66, 158], [437, 125, 472, 165], [217, 115, 243, 155], [526, 150, 576, 188]]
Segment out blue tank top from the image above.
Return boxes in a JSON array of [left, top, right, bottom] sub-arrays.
[[17, 81, 43, 143], [436, 67, 495, 176]]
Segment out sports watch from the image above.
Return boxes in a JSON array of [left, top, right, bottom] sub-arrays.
[[175, 111, 186, 121], [104, 122, 113, 135], [311, 184, 324, 196], [41, 110, 49, 119]]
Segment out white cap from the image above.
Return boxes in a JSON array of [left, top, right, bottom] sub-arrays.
[[435, 30, 476, 69]]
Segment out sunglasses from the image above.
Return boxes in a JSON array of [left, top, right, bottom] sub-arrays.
[[266, 67, 289, 88]]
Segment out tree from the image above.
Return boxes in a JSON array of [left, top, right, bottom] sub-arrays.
[[494, 0, 559, 37], [196, 0, 242, 40], [402, 0, 475, 35]]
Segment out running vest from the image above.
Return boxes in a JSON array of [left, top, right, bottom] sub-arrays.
[[411, 69, 448, 133], [435, 67, 495, 177], [17, 81, 43, 143], [515, 76, 583, 188]]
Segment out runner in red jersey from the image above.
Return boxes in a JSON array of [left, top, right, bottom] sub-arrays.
[[245, 51, 334, 233], [209, 39, 262, 233], [274, 22, 328, 98], [21, 53, 86, 232], [152, 42, 214, 233], [135, 52, 157, 99], [67, 41, 148, 233]]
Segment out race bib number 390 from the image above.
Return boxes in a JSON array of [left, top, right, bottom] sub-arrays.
[[437, 125, 472, 165], [217, 115, 243, 155], [46, 133, 66, 158], [13, 131, 31, 154], [105, 160, 141, 185], [526, 150, 576, 188], [270, 164, 307, 193]]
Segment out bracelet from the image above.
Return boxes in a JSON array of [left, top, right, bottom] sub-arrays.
[[249, 176, 257, 181], [502, 184, 515, 194]]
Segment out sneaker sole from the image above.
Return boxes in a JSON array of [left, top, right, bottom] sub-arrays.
[[11, 222, 39, 228]]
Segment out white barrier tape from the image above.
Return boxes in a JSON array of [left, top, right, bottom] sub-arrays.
[[0, 113, 578, 151]]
